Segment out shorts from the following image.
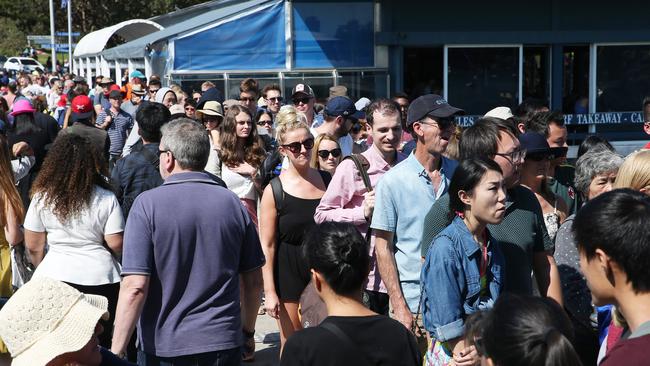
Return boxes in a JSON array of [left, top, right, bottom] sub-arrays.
[[274, 242, 310, 302]]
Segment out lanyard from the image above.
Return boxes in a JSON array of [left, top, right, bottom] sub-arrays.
[[479, 231, 489, 279]]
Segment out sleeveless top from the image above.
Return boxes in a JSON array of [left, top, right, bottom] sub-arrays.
[[275, 171, 330, 246]]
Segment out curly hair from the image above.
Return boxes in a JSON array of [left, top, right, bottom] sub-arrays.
[[30, 134, 112, 223], [218, 105, 266, 168]]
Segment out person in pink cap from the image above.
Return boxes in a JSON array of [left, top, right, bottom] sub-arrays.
[[6, 98, 59, 207]]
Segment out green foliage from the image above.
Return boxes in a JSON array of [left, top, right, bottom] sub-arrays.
[[0, 17, 27, 56], [0, 0, 208, 53]]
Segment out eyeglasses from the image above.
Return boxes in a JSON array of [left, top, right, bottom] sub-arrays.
[[267, 97, 283, 103], [495, 149, 526, 162], [418, 118, 455, 130], [282, 138, 314, 153], [526, 153, 553, 162], [292, 97, 311, 105], [158, 149, 172, 158], [239, 97, 256, 102], [317, 148, 342, 159], [257, 119, 273, 126], [203, 116, 220, 123]]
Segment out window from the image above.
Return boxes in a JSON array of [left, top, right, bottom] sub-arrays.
[[596, 44, 650, 112], [336, 70, 389, 100], [523, 46, 550, 103], [293, 2, 374, 68], [227, 74, 280, 100], [283, 72, 335, 104], [446, 46, 520, 115]]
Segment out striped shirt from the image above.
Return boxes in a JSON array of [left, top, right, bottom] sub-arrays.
[[97, 108, 133, 156]]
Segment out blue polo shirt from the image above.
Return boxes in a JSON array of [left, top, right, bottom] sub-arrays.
[[371, 153, 457, 312], [122, 171, 265, 357]]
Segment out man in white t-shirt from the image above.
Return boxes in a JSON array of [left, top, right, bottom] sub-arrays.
[[310, 96, 363, 157]]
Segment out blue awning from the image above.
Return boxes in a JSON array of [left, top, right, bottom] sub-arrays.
[[174, 0, 285, 71]]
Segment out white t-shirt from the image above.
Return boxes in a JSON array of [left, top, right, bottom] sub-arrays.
[[221, 164, 256, 200], [24, 186, 124, 286]]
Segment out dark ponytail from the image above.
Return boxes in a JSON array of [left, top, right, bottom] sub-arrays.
[[482, 294, 583, 366], [303, 222, 370, 296]]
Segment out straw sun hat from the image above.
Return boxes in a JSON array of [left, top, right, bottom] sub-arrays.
[[0, 277, 109, 366]]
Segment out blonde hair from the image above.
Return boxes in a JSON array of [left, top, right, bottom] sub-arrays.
[[310, 134, 339, 169], [274, 105, 311, 145], [614, 150, 650, 193]]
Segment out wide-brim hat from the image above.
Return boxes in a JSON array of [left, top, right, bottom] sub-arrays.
[[99, 77, 113, 85], [10, 99, 35, 116], [196, 100, 224, 118], [0, 277, 109, 366], [131, 84, 146, 95]]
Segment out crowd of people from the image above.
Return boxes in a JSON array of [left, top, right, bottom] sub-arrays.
[[0, 67, 648, 366]]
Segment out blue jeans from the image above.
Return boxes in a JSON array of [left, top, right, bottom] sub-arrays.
[[137, 348, 241, 366]]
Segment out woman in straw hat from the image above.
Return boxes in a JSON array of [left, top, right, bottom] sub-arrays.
[[0, 277, 133, 365]]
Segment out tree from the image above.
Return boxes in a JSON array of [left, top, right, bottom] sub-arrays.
[[0, 17, 26, 56]]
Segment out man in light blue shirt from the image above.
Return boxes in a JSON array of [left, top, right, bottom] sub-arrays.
[[371, 94, 463, 331]]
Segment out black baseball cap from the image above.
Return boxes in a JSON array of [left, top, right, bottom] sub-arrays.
[[406, 94, 464, 126]]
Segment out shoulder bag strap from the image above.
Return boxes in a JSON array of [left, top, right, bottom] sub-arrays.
[[320, 322, 373, 366], [344, 154, 372, 192], [270, 177, 284, 216]]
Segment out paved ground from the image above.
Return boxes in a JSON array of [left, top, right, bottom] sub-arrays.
[[248, 312, 281, 366]]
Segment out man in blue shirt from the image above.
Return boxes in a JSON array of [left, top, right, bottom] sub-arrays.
[[111, 119, 264, 363], [371, 94, 463, 331]]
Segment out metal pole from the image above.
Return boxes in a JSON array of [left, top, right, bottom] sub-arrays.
[[49, 0, 56, 73], [67, 0, 73, 73]]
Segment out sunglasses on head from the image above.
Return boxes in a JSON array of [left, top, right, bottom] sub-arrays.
[[282, 138, 314, 153], [292, 97, 311, 105], [317, 148, 342, 159]]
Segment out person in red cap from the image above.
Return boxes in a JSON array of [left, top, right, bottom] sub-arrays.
[[60, 95, 110, 168]]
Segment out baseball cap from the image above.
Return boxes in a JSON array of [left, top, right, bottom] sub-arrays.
[[325, 96, 364, 121], [518, 132, 550, 155], [108, 90, 123, 100], [484, 106, 514, 120], [291, 84, 314, 99], [129, 70, 145, 79], [70, 95, 94, 121], [406, 94, 464, 126]]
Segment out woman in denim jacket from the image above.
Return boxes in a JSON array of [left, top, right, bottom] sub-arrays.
[[421, 158, 507, 366]]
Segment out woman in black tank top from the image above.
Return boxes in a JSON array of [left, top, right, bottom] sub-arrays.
[[259, 107, 329, 354]]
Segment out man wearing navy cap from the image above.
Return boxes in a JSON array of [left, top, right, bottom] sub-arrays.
[[310, 96, 364, 157], [371, 94, 464, 331]]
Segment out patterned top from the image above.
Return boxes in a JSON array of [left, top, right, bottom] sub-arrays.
[[97, 108, 133, 156]]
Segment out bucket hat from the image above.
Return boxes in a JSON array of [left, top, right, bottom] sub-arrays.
[[0, 277, 109, 366], [196, 100, 224, 119], [10, 99, 35, 116]]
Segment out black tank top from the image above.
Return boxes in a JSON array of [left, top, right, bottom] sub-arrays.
[[275, 170, 331, 246]]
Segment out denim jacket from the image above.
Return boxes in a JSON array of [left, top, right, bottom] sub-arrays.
[[421, 216, 505, 341]]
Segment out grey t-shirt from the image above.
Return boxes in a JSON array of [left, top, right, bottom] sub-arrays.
[[122, 171, 265, 357], [420, 185, 553, 295]]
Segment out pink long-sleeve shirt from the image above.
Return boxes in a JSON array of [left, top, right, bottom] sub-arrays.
[[314, 144, 406, 293]]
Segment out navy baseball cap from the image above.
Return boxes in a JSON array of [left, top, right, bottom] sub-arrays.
[[324, 96, 364, 120], [406, 94, 464, 126], [518, 132, 550, 155]]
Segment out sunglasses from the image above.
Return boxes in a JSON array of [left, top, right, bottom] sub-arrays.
[[240, 97, 256, 102], [149, 88, 160, 94], [267, 97, 283, 103], [257, 119, 273, 126], [292, 97, 311, 105], [526, 153, 553, 162], [282, 138, 314, 153], [317, 148, 342, 159], [550, 146, 568, 159]]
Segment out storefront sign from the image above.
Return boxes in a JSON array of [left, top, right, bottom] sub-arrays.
[[455, 112, 645, 127]]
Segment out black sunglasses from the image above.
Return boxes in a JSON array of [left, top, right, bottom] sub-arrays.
[[317, 148, 342, 159], [526, 153, 553, 162], [292, 97, 311, 105], [282, 138, 314, 153], [550, 146, 568, 159], [257, 120, 273, 126]]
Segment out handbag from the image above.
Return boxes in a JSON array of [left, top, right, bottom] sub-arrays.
[[10, 243, 34, 289]]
